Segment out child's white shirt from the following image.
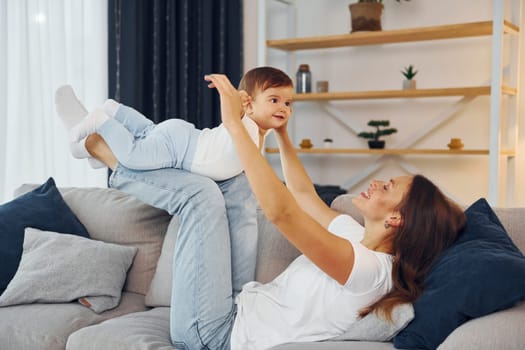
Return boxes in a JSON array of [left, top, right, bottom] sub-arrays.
[[190, 115, 260, 181]]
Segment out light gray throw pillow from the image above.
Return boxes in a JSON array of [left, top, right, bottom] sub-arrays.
[[0, 227, 137, 313], [329, 302, 414, 342]]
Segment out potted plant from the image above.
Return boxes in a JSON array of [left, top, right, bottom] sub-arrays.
[[349, 0, 410, 33], [358, 120, 397, 149], [401, 64, 418, 89]]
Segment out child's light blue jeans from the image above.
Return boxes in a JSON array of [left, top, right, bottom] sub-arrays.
[[109, 165, 258, 349], [98, 104, 199, 171]]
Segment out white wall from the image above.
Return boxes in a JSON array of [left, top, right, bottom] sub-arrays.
[[244, 0, 525, 207]]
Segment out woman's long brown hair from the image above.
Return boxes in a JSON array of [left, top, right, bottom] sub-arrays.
[[360, 175, 466, 320]]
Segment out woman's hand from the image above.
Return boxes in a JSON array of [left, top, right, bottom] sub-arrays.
[[204, 74, 246, 130], [274, 121, 289, 137]]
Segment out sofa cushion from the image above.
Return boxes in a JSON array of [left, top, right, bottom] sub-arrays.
[[394, 198, 525, 349], [60, 187, 172, 296], [0, 177, 89, 295], [14, 185, 173, 296], [0, 292, 147, 350], [255, 208, 301, 284], [0, 228, 137, 313], [145, 219, 179, 307], [330, 194, 364, 226], [144, 209, 302, 307], [493, 207, 525, 254], [67, 307, 400, 350], [438, 301, 525, 350], [271, 341, 394, 350], [67, 307, 173, 350]]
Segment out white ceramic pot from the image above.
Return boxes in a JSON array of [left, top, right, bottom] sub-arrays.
[[403, 79, 416, 90]]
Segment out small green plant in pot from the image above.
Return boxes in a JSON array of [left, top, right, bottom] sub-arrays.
[[401, 64, 418, 90], [358, 120, 397, 149]]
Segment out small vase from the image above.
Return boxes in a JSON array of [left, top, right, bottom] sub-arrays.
[[403, 79, 416, 90]]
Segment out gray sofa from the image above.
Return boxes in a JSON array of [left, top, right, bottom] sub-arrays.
[[1, 185, 524, 350]]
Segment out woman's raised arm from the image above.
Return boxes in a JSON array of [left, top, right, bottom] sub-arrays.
[[205, 74, 354, 285]]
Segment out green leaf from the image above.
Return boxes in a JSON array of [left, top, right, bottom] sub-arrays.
[[401, 65, 418, 80]]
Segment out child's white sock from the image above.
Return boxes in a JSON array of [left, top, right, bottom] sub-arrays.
[[55, 85, 88, 129], [69, 139, 106, 169], [55, 85, 106, 169], [69, 109, 109, 143], [102, 99, 121, 118], [88, 157, 106, 169], [69, 141, 107, 169], [69, 138, 91, 159]]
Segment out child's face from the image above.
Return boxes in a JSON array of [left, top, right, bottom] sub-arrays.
[[246, 86, 293, 132]]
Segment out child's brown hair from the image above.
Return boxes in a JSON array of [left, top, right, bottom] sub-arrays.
[[238, 66, 293, 96]]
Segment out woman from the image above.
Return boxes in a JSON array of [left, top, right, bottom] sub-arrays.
[[82, 75, 465, 350]]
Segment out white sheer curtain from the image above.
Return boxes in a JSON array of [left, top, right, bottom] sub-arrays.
[[0, 0, 108, 204]]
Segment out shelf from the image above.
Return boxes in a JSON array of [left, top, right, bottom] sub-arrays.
[[292, 86, 516, 101], [267, 21, 520, 51], [265, 148, 516, 156]]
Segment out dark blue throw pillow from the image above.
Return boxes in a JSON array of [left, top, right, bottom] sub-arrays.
[[394, 198, 525, 350], [0, 177, 89, 294]]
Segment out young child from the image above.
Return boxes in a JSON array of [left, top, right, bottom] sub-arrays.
[[56, 66, 293, 181]]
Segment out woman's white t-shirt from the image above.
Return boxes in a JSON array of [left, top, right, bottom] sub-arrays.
[[231, 214, 394, 350]]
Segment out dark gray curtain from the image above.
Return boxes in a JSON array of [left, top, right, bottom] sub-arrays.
[[108, 0, 243, 129]]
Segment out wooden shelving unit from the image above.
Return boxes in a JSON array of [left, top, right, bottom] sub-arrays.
[[260, 1, 521, 205], [267, 21, 519, 51]]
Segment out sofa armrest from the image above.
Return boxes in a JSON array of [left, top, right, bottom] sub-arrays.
[[439, 301, 525, 350]]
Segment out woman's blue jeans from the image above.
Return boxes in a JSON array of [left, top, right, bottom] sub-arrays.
[[109, 164, 258, 349]]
